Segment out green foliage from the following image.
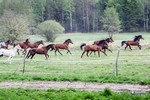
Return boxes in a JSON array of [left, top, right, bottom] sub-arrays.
[[0, 10, 30, 42], [0, 88, 149, 100], [37, 20, 65, 42], [102, 7, 121, 32]]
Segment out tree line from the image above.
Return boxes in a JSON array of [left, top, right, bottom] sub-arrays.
[[0, 0, 150, 34]]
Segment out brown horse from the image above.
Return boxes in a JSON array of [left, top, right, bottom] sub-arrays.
[[26, 44, 54, 60], [14, 39, 30, 54], [54, 39, 73, 55], [121, 35, 144, 50], [0, 40, 11, 49], [80, 43, 107, 58], [28, 40, 44, 48]]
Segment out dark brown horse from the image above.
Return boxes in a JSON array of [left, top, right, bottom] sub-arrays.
[[121, 35, 144, 50], [26, 44, 54, 60], [0, 40, 11, 49], [14, 39, 30, 54], [80, 42, 107, 58], [54, 39, 73, 55], [28, 40, 44, 48]]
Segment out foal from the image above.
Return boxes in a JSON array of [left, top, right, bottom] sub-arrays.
[[26, 44, 54, 60], [54, 39, 73, 55], [121, 35, 144, 50]]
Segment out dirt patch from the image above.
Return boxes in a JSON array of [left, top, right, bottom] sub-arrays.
[[0, 81, 149, 93]]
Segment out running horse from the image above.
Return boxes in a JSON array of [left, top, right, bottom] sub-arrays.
[[90, 37, 113, 55], [54, 39, 73, 55], [0, 40, 11, 49], [26, 44, 54, 60], [121, 35, 144, 50], [28, 40, 44, 48], [14, 39, 30, 55], [80, 41, 107, 58]]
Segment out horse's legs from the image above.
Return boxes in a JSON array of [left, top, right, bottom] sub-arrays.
[[30, 53, 36, 59], [7, 56, 12, 64], [17, 49, 20, 55], [101, 50, 107, 56], [57, 49, 63, 55], [98, 51, 100, 57], [55, 50, 57, 55], [66, 49, 72, 54], [138, 45, 142, 50], [44, 53, 49, 60], [107, 48, 112, 53], [125, 45, 128, 50], [81, 51, 86, 58], [129, 45, 132, 50], [86, 51, 89, 57]]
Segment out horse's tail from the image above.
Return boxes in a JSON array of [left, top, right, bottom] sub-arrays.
[[121, 41, 126, 46], [80, 43, 86, 50]]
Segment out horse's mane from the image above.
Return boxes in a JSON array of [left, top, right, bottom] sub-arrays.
[[133, 35, 142, 41], [25, 39, 29, 43], [64, 39, 70, 43], [99, 40, 106, 44], [45, 44, 54, 50]]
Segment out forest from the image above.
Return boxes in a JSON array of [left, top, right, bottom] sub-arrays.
[[0, 0, 150, 34]]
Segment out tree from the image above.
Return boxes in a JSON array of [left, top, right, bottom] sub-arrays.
[[102, 7, 121, 33], [37, 20, 64, 42], [0, 10, 30, 42]]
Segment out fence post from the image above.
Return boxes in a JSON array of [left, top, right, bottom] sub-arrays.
[[115, 47, 120, 76], [22, 54, 26, 74]]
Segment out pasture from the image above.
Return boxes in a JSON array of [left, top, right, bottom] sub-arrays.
[[0, 33, 150, 84]]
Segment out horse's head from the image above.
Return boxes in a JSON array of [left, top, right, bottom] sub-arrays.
[[24, 38, 30, 45], [134, 35, 144, 41], [64, 39, 73, 44], [139, 35, 144, 40], [106, 37, 114, 43]]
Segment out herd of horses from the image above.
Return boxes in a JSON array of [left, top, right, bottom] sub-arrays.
[[0, 35, 144, 64]]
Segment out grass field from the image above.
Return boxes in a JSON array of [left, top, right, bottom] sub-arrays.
[[0, 88, 149, 100], [0, 33, 150, 84]]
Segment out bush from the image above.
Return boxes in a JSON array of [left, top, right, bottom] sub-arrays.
[[37, 20, 65, 42]]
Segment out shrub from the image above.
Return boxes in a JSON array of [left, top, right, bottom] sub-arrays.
[[37, 20, 65, 42]]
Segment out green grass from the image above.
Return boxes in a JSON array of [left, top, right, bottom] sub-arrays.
[[0, 33, 150, 84], [0, 88, 149, 100]]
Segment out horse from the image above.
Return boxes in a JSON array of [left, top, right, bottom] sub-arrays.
[[14, 39, 30, 55], [0, 44, 21, 64], [26, 44, 54, 60], [121, 35, 144, 50], [80, 42, 107, 58], [28, 40, 44, 48], [0, 40, 11, 49], [90, 38, 113, 56], [53, 39, 73, 55]]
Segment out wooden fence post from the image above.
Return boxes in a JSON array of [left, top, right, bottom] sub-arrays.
[[114, 47, 120, 76]]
